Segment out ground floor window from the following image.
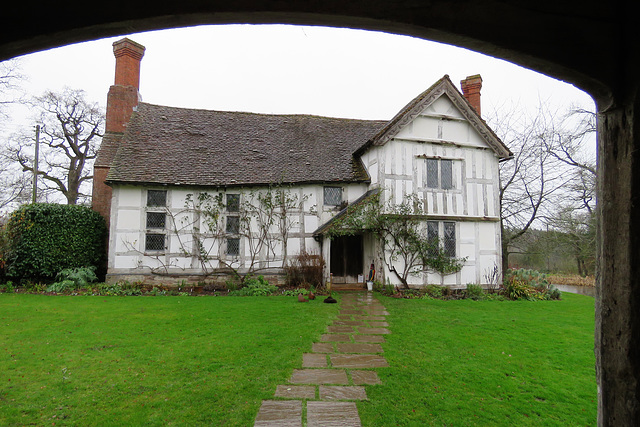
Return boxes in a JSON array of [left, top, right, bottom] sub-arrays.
[[145, 233, 165, 252], [226, 237, 240, 256], [426, 220, 456, 257]]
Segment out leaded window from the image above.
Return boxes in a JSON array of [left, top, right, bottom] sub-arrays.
[[226, 194, 240, 212], [226, 216, 240, 234], [324, 186, 342, 206], [146, 212, 166, 229], [443, 222, 456, 257], [226, 238, 240, 256], [147, 189, 167, 207], [145, 233, 165, 251], [426, 221, 456, 258], [426, 158, 453, 190]]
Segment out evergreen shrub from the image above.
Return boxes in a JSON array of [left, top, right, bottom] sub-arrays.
[[5, 203, 107, 283]]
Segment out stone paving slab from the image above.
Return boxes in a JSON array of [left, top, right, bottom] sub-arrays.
[[353, 315, 386, 321], [275, 385, 316, 399], [327, 325, 354, 333], [320, 334, 351, 342], [254, 400, 302, 426], [367, 321, 389, 327], [306, 401, 361, 427], [336, 343, 384, 354], [333, 321, 367, 326], [353, 334, 385, 343], [319, 386, 368, 401], [340, 309, 365, 315], [290, 369, 349, 384], [303, 353, 328, 368], [337, 315, 353, 320], [330, 354, 389, 368], [312, 342, 334, 353], [365, 310, 390, 316], [358, 327, 391, 335], [350, 370, 382, 385]]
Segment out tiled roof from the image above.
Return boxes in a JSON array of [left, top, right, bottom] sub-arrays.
[[106, 103, 387, 187]]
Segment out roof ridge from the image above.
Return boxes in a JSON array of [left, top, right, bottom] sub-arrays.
[[137, 101, 389, 123]]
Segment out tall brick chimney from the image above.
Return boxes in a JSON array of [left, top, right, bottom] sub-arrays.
[[105, 38, 145, 133], [92, 38, 145, 226], [460, 74, 482, 116]]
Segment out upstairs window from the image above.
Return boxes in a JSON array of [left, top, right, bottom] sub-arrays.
[[147, 189, 167, 207], [426, 159, 453, 190], [226, 194, 240, 212], [324, 186, 343, 206]]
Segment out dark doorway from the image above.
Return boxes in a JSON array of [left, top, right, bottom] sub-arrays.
[[330, 235, 363, 283]]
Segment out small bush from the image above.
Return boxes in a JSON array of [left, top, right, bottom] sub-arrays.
[[282, 288, 309, 296], [503, 269, 561, 301], [465, 283, 485, 300], [229, 275, 277, 296], [95, 282, 143, 296], [5, 204, 107, 283], [424, 285, 445, 299]]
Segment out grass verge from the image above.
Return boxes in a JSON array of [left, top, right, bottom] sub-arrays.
[[0, 294, 338, 425], [358, 292, 596, 426]]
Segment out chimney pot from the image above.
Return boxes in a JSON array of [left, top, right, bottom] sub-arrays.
[[461, 74, 483, 116]]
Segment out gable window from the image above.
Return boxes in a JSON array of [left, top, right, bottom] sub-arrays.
[[426, 158, 453, 190], [145, 189, 167, 253], [426, 220, 456, 257], [324, 186, 343, 206]]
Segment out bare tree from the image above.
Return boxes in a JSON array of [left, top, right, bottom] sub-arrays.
[[0, 59, 28, 213], [543, 107, 597, 275], [10, 88, 104, 205], [0, 59, 24, 119], [489, 102, 567, 271]]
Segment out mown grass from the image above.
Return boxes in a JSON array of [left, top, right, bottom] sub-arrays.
[[359, 292, 596, 426], [0, 294, 339, 426]]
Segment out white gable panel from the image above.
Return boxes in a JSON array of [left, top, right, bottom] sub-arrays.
[[428, 95, 465, 118], [442, 120, 469, 143], [399, 116, 438, 140]]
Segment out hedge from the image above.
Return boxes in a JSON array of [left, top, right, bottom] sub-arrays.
[[5, 203, 107, 283]]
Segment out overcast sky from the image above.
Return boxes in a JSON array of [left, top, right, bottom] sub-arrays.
[[7, 24, 594, 130]]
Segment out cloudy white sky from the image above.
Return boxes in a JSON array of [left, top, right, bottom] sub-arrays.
[[7, 24, 594, 129]]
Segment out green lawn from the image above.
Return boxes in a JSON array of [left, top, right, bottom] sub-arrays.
[[359, 292, 596, 426], [0, 292, 596, 426], [0, 294, 339, 426]]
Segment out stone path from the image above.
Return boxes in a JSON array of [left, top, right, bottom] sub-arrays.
[[254, 293, 390, 426]]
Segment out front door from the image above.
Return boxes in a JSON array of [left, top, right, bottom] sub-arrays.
[[330, 235, 363, 284]]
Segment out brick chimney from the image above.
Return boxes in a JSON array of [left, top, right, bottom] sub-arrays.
[[105, 38, 145, 133], [92, 38, 145, 227], [460, 74, 482, 116]]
